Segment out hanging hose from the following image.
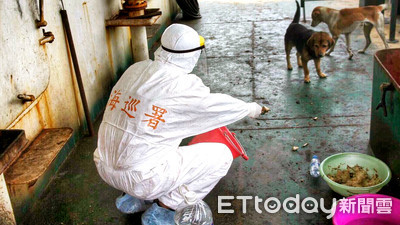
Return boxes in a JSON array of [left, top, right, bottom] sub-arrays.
[[60, 5, 95, 137]]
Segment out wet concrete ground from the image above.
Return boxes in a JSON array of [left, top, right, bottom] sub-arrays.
[[24, 0, 400, 224]]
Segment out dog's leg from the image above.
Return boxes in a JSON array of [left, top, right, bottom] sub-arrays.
[[345, 33, 354, 60], [376, 26, 389, 49], [296, 52, 302, 67], [285, 42, 293, 70], [314, 58, 327, 78], [326, 35, 339, 56], [359, 22, 373, 53], [302, 57, 310, 83], [376, 15, 389, 49]]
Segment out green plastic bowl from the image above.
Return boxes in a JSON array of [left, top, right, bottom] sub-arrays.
[[320, 152, 391, 197]]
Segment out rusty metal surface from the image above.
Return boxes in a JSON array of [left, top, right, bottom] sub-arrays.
[[17, 94, 36, 102], [35, 0, 47, 28], [105, 9, 162, 27], [5, 128, 72, 185], [38, 29, 55, 46], [124, 0, 147, 9], [0, 130, 28, 175]]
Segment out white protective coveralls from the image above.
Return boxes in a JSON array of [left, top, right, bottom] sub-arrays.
[[94, 24, 262, 210]]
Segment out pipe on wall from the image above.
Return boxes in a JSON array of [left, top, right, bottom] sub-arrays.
[[131, 26, 149, 62], [60, 8, 95, 137]]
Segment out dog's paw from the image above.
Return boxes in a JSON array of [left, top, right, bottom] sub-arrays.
[[304, 78, 311, 83], [348, 53, 354, 60], [319, 73, 327, 78], [326, 52, 332, 57], [287, 66, 293, 71], [358, 50, 366, 54]]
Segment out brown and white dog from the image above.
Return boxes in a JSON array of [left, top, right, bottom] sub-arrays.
[[311, 4, 389, 59], [285, 1, 334, 83]]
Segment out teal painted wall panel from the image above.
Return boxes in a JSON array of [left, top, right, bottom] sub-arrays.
[[370, 49, 400, 191]]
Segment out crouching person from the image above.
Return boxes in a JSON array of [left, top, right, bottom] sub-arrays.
[[94, 24, 266, 224]]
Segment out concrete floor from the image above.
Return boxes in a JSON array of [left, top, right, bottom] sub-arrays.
[[23, 0, 400, 224]]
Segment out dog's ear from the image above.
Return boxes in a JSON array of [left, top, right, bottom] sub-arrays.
[[307, 34, 315, 48], [312, 9, 321, 18]]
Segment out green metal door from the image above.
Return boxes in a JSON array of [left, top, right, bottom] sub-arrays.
[[370, 49, 400, 195]]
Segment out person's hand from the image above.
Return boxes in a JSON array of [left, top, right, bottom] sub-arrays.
[[248, 103, 270, 118], [261, 106, 270, 115], [247, 102, 262, 118]]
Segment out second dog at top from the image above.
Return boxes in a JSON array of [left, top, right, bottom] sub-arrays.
[[311, 4, 389, 60]]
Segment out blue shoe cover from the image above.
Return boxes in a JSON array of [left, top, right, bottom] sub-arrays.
[[115, 193, 150, 214], [141, 203, 175, 225]]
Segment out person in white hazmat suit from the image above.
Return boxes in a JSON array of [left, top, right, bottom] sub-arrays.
[[94, 23, 266, 224]]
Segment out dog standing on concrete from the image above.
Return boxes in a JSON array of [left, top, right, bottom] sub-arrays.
[[311, 4, 389, 59], [285, 1, 334, 83]]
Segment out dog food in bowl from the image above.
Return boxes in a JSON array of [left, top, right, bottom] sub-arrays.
[[327, 165, 381, 187]]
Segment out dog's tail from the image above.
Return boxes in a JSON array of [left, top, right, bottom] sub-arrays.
[[292, 0, 301, 24], [378, 4, 388, 11]]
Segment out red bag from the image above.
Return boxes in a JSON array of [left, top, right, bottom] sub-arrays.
[[188, 126, 249, 160]]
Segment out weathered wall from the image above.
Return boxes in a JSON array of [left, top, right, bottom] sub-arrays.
[[1, 0, 178, 141], [1, 0, 51, 130]]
